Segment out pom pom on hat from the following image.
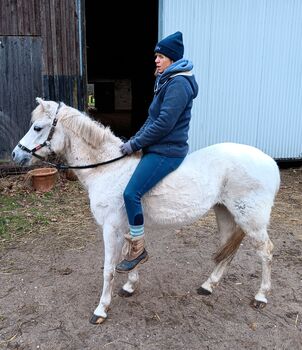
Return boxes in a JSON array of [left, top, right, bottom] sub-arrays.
[[154, 31, 184, 62]]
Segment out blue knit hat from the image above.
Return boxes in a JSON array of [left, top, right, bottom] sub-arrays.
[[154, 31, 184, 62]]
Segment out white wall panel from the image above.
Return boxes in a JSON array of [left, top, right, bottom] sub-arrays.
[[159, 0, 302, 159]]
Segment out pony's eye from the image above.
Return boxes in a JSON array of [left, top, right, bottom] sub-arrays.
[[34, 126, 42, 132]]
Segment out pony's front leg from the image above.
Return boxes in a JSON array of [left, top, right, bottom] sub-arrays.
[[90, 222, 123, 325], [118, 269, 140, 297]]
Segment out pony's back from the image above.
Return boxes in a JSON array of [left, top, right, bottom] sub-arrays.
[[187, 142, 280, 196]]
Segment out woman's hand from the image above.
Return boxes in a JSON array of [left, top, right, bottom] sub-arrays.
[[120, 141, 133, 155]]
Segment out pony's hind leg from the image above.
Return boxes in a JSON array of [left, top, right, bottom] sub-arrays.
[[198, 204, 244, 295], [249, 230, 274, 308], [224, 195, 274, 308], [228, 193, 274, 307]]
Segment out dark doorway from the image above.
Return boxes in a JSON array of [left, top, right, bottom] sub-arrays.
[[85, 1, 158, 139]]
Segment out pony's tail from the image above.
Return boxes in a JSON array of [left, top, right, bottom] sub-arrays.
[[214, 227, 245, 264]]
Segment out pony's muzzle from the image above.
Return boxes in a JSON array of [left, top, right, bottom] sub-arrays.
[[11, 147, 32, 166]]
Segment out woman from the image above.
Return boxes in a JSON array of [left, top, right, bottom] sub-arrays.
[[116, 31, 199, 273]]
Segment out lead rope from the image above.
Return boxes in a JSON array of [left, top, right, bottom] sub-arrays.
[[48, 154, 127, 170]]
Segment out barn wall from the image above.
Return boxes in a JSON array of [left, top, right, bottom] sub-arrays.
[[0, 0, 86, 108], [0, 0, 41, 35], [160, 0, 302, 160], [40, 0, 79, 76], [40, 0, 86, 109], [0, 36, 42, 159], [0, 0, 86, 159]]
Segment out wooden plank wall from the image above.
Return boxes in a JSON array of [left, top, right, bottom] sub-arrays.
[[40, 0, 80, 76], [0, 0, 85, 110], [39, 0, 85, 109], [0, 36, 42, 159], [0, 0, 85, 159], [0, 0, 80, 75], [0, 0, 41, 36]]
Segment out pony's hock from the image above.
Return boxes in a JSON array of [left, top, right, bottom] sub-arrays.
[[12, 98, 281, 325]]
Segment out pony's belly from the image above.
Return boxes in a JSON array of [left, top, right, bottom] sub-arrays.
[[142, 171, 216, 228], [144, 202, 210, 228]]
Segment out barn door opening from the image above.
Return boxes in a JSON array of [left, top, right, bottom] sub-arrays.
[[85, 1, 158, 139], [0, 36, 42, 160]]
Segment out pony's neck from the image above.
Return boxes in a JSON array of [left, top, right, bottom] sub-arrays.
[[66, 131, 121, 165], [59, 109, 123, 180]]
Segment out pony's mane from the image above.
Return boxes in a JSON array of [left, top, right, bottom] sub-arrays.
[[61, 106, 116, 149]]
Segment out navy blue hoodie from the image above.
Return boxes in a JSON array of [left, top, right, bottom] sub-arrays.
[[130, 58, 199, 157]]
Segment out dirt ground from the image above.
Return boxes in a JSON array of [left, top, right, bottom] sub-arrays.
[[0, 167, 301, 350]]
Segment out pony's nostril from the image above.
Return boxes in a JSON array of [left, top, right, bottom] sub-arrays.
[[12, 151, 15, 159]]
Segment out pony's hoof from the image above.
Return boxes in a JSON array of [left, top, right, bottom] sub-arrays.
[[196, 287, 212, 295], [118, 288, 134, 298], [251, 299, 267, 309], [89, 314, 107, 325]]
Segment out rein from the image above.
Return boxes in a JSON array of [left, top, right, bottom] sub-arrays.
[[18, 102, 127, 170], [47, 154, 127, 171]]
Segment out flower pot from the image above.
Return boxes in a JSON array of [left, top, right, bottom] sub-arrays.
[[28, 167, 58, 192]]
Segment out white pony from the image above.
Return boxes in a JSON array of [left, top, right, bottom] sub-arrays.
[[12, 98, 280, 325]]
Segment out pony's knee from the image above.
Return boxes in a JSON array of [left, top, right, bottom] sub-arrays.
[[103, 266, 115, 280]]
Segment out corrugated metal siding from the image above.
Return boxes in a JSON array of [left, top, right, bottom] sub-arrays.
[[159, 0, 302, 159]]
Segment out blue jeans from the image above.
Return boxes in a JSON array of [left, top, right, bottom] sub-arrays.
[[123, 153, 185, 226]]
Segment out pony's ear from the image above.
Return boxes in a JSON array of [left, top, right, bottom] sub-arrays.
[[35, 97, 54, 114], [36, 97, 44, 105]]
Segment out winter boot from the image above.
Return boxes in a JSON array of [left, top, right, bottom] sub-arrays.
[[115, 234, 148, 273]]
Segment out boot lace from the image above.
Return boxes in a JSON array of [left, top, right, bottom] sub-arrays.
[[121, 237, 133, 258]]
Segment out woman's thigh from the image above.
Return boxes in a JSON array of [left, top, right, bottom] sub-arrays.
[[125, 153, 184, 197]]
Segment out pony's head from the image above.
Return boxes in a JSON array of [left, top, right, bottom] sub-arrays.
[[12, 97, 68, 166], [12, 97, 119, 167]]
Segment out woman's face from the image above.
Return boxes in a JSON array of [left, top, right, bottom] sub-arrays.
[[154, 53, 173, 74]]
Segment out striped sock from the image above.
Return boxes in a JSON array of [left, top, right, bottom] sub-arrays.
[[129, 224, 144, 237]]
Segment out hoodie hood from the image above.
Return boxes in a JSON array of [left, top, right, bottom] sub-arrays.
[[154, 59, 198, 98]]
